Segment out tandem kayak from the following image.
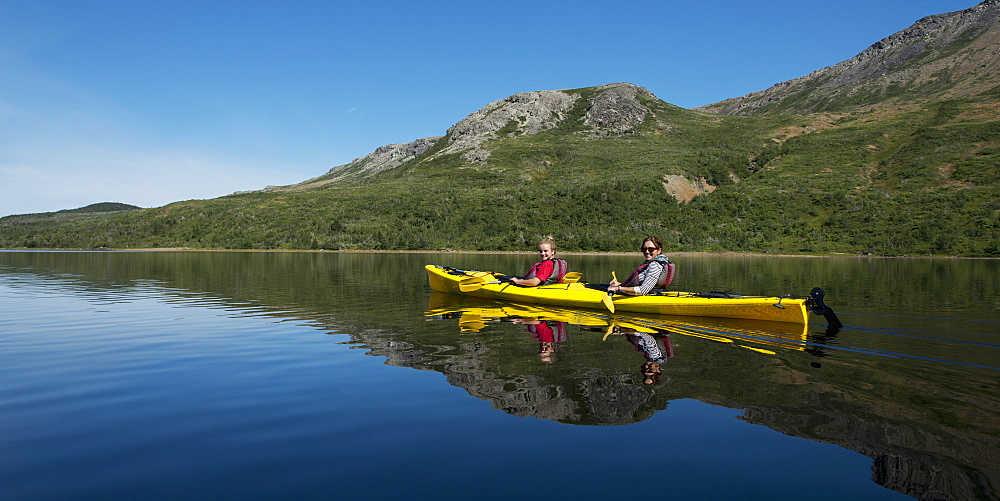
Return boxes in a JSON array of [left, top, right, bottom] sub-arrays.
[[425, 264, 840, 326]]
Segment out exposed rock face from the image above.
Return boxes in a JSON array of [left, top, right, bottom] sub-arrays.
[[275, 82, 662, 190], [434, 89, 578, 163], [299, 136, 442, 187], [662, 174, 718, 203], [584, 82, 655, 133], [433, 82, 655, 164], [362, 335, 659, 425], [697, 0, 1000, 115]]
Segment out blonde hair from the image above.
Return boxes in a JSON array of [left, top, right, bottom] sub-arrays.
[[540, 235, 557, 250]]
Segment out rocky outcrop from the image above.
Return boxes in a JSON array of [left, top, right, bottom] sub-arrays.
[[432, 82, 655, 164], [584, 82, 655, 133], [697, 0, 1000, 115], [268, 82, 661, 190], [294, 136, 442, 188], [662, 174, 718, 203], [274, 82, 660, 189], [433, 89, 578, 164]]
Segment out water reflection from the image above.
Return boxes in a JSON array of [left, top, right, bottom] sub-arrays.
[[425, 292, 823, 410], [421, 293, 999, 498], [427, 291, 813, 353], [1, 251, 998, 499], [509, 318, 566, 363]]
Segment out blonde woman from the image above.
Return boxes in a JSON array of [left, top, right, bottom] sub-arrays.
[[510, 236, 568, 286]]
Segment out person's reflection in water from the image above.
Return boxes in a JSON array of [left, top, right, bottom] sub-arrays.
[[608, 326, 673, 384], [511, 318, 567, 363]]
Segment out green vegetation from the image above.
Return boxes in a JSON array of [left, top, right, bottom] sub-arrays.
[[1, 202, 141, 227], [1, 89, 997, 256]]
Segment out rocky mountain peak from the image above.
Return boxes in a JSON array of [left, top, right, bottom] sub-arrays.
[[276, 136, 442, 190], [697, 0, 1000, 115], [433, 88, 578, 163], [286, 82, 659, 188], [434, 82, 655, 163], [584, 82, 656, 133]]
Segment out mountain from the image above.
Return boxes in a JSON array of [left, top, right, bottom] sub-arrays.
[[1, 2, 998, 256], [281, 83, 657, 190], [697, 0, 1000, 115], [285, 136, 443, 189], [0, 202, 141, 224]]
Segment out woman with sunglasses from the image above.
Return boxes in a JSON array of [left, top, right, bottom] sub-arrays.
[[608, 236, 671, 296]]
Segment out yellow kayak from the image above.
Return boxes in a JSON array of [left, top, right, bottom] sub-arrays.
[[426, 264, 828, 325]]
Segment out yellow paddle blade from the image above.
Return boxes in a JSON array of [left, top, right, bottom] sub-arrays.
[[601, 293, 615, 313], [458, 314, 487, 331], [459, 322, 488, 333], [612, 271, 618, 283], [458, 277, 485, 292], [603, 324, 616, 341], [561, 272, 582, 284]]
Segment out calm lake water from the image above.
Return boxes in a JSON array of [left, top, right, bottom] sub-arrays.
[[1, 251, 997, 500]]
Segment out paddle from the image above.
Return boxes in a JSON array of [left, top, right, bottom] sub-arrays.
[[458, 276, 507, 292], [561, 272, 583, 284], [460, 271, 583, 292], [458, 314, 487, 332], [603, 324, 618, 341], [601, 271, 618, 313]]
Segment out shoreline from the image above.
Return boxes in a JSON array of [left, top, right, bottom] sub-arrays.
[[1, 247, 995, 259]]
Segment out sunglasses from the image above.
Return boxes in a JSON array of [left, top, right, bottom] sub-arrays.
[[640, 247, 659, 252]]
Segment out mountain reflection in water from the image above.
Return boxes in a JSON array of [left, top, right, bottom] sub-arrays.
[[421, 292, 825, 423], [414, 292, 999, 499]]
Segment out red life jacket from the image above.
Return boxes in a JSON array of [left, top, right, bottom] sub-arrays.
[[524, 258, 569, 285], [528, 321, 567, 342]]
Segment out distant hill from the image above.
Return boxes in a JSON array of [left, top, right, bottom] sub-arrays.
[[697, 0, 1000, 115], [1, 203, 141, 224], [1, 2, 997, 256]]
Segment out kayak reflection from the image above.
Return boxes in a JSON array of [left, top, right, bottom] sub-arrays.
[[423, 292, 826, 426], [426, 291, 810, 356]]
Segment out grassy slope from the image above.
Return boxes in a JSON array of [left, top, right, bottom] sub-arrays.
[[1, 88, 997, 256], [698, 104, 998, 255]]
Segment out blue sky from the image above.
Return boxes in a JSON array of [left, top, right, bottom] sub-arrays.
[[0, 0, 981, 217]]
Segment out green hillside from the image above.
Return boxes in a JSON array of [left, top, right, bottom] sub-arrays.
[[2, 86, 997, 256], [0, 202, 141, 224]]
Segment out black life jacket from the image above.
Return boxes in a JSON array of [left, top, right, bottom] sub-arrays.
[[622, 255, 675, 289]]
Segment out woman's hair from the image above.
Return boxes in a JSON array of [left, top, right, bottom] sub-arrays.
[[641, 236, 662, 250], [540, 235, 557, 250]]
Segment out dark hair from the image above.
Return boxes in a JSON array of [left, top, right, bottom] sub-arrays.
[[641, 236, 662, 250], [641, 362, 663, 385]]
